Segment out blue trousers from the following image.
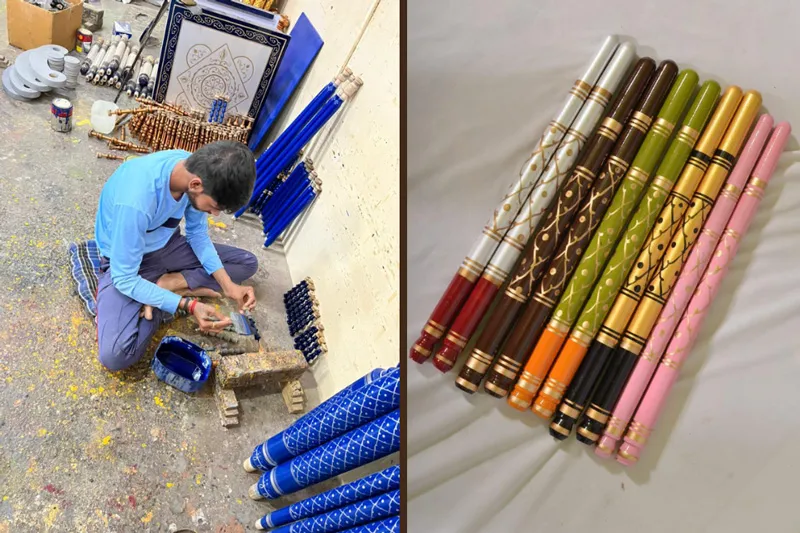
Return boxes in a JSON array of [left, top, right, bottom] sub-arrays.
[[96, 230, 258, 371]]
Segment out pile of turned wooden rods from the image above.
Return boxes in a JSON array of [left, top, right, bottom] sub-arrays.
[[118, 97, 254, 152]]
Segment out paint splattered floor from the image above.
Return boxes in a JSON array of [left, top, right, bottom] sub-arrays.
[[0, 2, 329, 531]]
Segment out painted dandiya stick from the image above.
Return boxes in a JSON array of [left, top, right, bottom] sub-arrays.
[[575, 91, 761, 445], [338, 517, 399, 533], [451, 56, 659, 391], [245, 366, 397, 473], [80, 37, 104, 75], [596, 114, 776, 457], [431, 42, 636, 373], [547, 84, 738, 439], [249, 410, 400, 499], [257, 466, 400, 529], [258, 490, 400, 533], [617, 121, 790, 465], [516, 71, 702, 413], [493, 65, 689, 407], [408, 36, 621, 364]]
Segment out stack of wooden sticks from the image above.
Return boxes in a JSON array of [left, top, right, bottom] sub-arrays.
[[90, 98, 255, 159], [126, 98, 254, 151]]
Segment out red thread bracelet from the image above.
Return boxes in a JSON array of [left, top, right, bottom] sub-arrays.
[[188, 299, 197, 315]]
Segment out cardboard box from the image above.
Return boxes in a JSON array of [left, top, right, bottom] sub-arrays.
[[7, 0, 84, 51]]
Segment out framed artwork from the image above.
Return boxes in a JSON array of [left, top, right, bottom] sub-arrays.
[[154, 0, 290, 119]]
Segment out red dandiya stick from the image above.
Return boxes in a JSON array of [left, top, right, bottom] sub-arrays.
[[409, 36, 621, 364]]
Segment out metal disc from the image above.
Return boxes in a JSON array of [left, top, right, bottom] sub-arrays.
[[13, 51, 52, 92], [2, 68, 33, 101], [29, 47, 67, 87], [7, 65, 42, 98]]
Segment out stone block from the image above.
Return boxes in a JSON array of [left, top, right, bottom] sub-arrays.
[[216, 350, 308, 392], [82, 5, 104, 32]]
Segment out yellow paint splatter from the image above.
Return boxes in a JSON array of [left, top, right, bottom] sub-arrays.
[[141, 443, 147, 448], [37, 428, 48, 437], [208, 217, 227, 229], [154, 396, 165, 408], [2, 496, 8, 501], [166, 483, 174, 488], [76, 119, 91, 127], [141, 511, 153, 523], [100, 435, 112, 447], [195, 474, 202, 485], [69, 385, 78, 392], [44, 504, 59, 527], [236, 499, 242, 504]]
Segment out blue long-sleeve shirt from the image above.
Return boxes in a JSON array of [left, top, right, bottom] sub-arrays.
[[94, 150, 224, 313]]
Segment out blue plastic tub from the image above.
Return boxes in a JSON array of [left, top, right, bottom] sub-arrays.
[[151, 336, 212, 393]]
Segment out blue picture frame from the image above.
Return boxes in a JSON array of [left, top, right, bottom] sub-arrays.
[[154, 0, 290, 119]]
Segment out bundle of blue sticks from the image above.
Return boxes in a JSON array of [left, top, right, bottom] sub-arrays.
[[234, 69, 363, 249], [284, 278, 326, 363]]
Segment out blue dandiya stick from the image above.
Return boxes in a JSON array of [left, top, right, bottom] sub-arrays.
[[249, 410, 400, 499], [241, 94, 345, 218], [255, 169, 306, 216], [338, 516, 400, 533], [246, 367, 399, 471], [259, 167, 311, 221], [263, 184, 316, 237], [253, 81, 337, 177], [264, 189, 317, 247], [218, 99, 228, 123], [262, 184, 315, 236], [257, 466, 400, 530], [257, 490, 400, 533], [254, 159, 309, 214]]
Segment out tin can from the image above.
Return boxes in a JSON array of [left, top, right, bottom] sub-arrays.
[[76, 28, 93, 54], [50, 98, 73, 133]]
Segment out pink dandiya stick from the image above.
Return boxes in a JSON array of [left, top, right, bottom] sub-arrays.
[[616, 120, 791, 466], [594, 114, 775, 458]]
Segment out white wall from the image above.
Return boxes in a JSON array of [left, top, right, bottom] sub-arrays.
[[275, 0, 399, 400]]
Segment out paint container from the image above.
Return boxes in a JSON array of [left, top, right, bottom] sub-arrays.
[[50, 98, 73, 133], [76, 28, 93, 54], [152, 336, 211, 393]]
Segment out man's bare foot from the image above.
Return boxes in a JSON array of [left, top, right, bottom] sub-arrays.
[[140, 274, 222, 321], [176, 287, 222, 298], [156, 273, 222, 299]]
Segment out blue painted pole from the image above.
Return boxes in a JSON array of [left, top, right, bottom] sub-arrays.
[[254, 82, 336, 176], [264, 189, 316, 247], [245, 367, 399, 472], [254, 162, 309, 215], [259, 168, 310, 222], [337, 516, 400, 533], [257, 466, 400, 529], [261, 179, 313, 231], [258, 490, 400, 533], [238, 95, 343, 218]]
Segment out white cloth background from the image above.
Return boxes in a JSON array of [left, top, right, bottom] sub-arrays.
[[407, 2, 800, 531]]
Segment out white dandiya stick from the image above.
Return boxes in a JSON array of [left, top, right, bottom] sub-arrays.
[[431, 41, 638, 372], [410, 35, 622, 363]]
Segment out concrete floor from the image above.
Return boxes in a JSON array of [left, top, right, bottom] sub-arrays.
[[0, 1, 339, 531]]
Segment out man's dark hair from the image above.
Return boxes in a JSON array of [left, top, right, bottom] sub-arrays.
[[185, 140, 256, 212]]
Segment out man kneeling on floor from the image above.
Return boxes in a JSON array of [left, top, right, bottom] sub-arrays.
[[95, 140, 258, 371]]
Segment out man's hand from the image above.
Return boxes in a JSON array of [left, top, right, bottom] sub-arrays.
[[193, 301, 232, 332], [223, 283, 256, 313]]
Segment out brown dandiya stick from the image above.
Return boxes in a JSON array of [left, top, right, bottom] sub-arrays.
[[449, 58, 657, 396], [456, 61, 679, 395]]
